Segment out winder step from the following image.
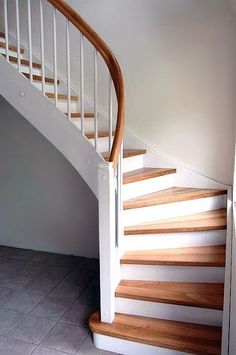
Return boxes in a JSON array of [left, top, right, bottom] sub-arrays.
[[123, 167, 176, 184], [23, 72, 59, 84], [89, 312, 221, 354], [116, 280, 224, 310], [1, 54, 41, 68], [0, 41, 24, 54], [85, 131, 115, 139], [46, 92, 78, 101], [123, 187, 227, 210], [124, 209, 227, 235], [102, 149, 146, 161], [121, 245, 225, 266]]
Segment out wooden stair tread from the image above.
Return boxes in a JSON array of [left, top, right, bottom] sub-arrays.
[[0, 41, 24, 54], [46, 92, 78, 101], [124, 209, 227, 235], [116, 280, 224, 310], [89, 312, 221, 354], [102, 149, 146, 161], [85, 131, 115, 139], [121, 245, 225, 266], [124, 187, 227, 210], [23, 72, 59, 84], [1, 54, 41, 68], [66, 112, 94, 118], [123, 167, 176, 184]]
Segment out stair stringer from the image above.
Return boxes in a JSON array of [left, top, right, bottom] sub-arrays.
[[0, 55, 103, 197]]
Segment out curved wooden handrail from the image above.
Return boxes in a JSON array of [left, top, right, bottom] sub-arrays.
[[47, 0, 125, 168]]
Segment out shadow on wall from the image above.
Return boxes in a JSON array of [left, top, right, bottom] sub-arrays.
[[0, 95, 99, 258]]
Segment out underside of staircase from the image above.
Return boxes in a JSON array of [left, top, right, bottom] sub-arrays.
[[0, 2, 232, 354]]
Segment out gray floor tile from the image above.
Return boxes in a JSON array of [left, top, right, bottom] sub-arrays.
[[61, 303, 97, 327], [0, 258, 27, 273], [9, 315, 56, 345], [39, 266, 72, 282], [31, 296, 72, 321], [42, 323, 88, 354], [66, 270, 97, 286], [0, 247, 36, 261], [24, 276, 59, 296], [0, 307, 23, 335], [49, 281, 86, 302], [32, 346, 68, 354], [0, 287, 14, 305], [4, 291, 44, 313], [77, 260, 99, 273], [0, 337, 36, 355], [17, 261, 47, 277], [77, 286, 100, 307], [0, 271, 32, 290], [77, 333, 116, 354]]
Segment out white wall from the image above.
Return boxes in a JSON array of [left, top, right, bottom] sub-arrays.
[[0, 95, 99, 258], [1, 0, 236, 185]]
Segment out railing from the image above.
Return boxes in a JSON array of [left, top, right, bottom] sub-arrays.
[[2, 0, 125, 323]]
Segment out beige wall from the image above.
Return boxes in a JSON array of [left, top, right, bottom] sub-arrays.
[[66, 0, 236, 185]]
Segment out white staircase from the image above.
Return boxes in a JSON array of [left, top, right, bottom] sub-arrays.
[[0, 1, 233, 354]]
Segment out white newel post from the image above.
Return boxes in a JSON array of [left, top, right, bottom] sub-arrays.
[[98, 162, 117, 323]]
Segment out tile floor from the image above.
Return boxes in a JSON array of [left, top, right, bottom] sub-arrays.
[[0, 245, 116, 355]]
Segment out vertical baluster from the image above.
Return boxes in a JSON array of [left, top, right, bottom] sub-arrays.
[[3, 0, 9, 62], [116, 141, 123, 248], [66, 19, 71, 119], [15, 0, 21, 72], [27, 0, 33, 83], [108, 75, 113, 152], [80, 33, 85, 134], [40, 0, 45, 94], [53, 8, 58, 106], [94, 49, 98, 151]]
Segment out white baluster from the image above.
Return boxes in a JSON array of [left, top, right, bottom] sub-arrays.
[[66, 19, 71, 119], [53, 7, 58, 106], [80, 33, 85, 134], [15, 0, 21, 72], [116, 141, 123, 248], [27, 0, 33, 83], [40, 0, 45, 95], [3, 0, 9, 62], [94, 48, 98, 151], [108, 75, 113, 152]]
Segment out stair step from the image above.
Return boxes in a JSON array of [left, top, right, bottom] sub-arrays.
[[1, 54, 41, 68], [23, 72, 59, 84], [89, 312, 221, 354], [85, 131, 115, 139], [121, 245, 225, 266], [123, 167, 176, 184], [124, 187, 227, 210], [124, 209, 227, 235], [66, 112, 94, 118], [0, 41, 24, 54], [102, 149, 146, 161], [46, 92, 78, 101], [116, 280, 224, 310]]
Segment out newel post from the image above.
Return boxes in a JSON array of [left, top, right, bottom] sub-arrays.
[[98, 162, 117, 323]]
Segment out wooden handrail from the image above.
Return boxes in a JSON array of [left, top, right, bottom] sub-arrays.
[[47, 0, 125, 168]]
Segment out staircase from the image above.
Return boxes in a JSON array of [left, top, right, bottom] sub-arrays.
[[0, 1, 232, 354]]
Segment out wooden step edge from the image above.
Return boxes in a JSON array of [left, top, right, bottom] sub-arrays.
[[89, 312, 222, 354], [102, 149, 147, 161], [23, 72, 59, 84], [66, 112, 94, 118], [123, 187, 227, 210], [0, 41, 24, 54], [121, 245, 226, 267], [1, 54, 41, 68], [123, 168, 177, 184], [46, 92, 78, 101], [115, 280, 224, 310], [85, 131, 115, 139]]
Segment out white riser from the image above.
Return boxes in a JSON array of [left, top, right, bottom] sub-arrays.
[[0, 47, 22, 58], [89, 137, 113, 153], [11, 65, 41, 76], [33, 81, 56, 92], [93, 333, 188, 355], [73, 119, 95, 132], [116, 298, 222, 326], [124, 230, 226, 251], [54, 100, 79, 113], [123, 195, 227, 226], [123, 173, 176, 201], [121, 265, 225, 282], [123, 155, 144, 173]]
